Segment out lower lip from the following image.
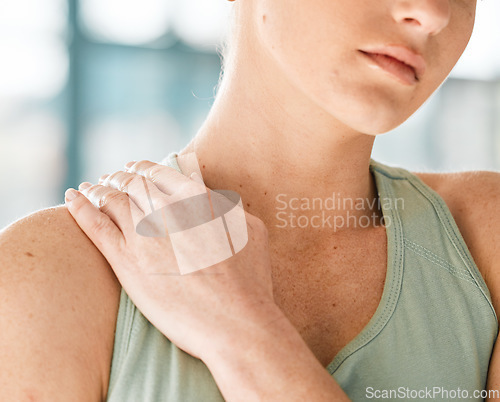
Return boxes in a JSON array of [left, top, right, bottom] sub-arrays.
[[359, 51, 417, 86]]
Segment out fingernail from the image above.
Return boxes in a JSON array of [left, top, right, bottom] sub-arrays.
[[65, 188, 79, 202], [125, 161, 136, 169], [79, 182, 92, 190]]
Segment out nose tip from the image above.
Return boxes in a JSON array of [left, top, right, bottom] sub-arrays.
[[393, 0, 451, 36]]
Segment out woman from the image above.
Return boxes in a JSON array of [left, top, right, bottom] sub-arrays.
[[1, 0, 499, 400]]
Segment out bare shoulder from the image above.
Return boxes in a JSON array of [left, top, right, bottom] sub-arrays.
[[413, 169, 500, 308], [0, 204, 121, 401]]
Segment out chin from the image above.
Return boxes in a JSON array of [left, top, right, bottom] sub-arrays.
[[337, 103, 415, 136], [358, 118, 408, 136], [321, 81, 423, 136]]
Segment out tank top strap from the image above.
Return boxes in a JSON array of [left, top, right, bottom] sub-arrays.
[[369, 158, 496, 315]]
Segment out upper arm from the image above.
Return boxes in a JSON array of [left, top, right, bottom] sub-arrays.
[[0, 205, 121, 401], [466, 172, 500, 400], [417, 170, 500, 399], [415, 170, 499, 289]]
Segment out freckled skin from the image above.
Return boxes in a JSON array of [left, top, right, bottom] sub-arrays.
[[1, 1, 487, 400], [243, 0, 477, 134]]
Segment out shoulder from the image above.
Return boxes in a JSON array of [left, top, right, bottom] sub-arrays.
[[413, 169, 500, 308], [0, 204, 121, 401]]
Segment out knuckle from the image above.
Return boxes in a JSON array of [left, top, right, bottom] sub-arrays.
[[118, 174, 138, 191], [105, 171, 133, 191], [99, 190, 126, 209], [90, 214, 111, 235], [145, 164, 167, 182], [106, 170, 125, 185], [83, 185, 105, 206], [112, 173, 145, 193], [133, 160, 154, 172], [82, 184, 100, 197]]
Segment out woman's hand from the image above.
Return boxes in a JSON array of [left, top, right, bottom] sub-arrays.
[[64, 160, 284, 362]]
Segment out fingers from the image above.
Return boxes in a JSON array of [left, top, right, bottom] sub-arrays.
[[75, 160, 209, 241], [100, 160, 208, 207], [125, 160, 197, 196], [77, 182, 143, 234], [98, 170, 172, 215], [64, 188, 127, 258]]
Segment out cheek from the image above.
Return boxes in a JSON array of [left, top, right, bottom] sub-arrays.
[[255, 0, 356, 74], [421, 9, 475, 98], [254, 3, 413, 133], [255, 3, 358, 102], [253, 0, 476, 135], [439, 3, 476, 69]]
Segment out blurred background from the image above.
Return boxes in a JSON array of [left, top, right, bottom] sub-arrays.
[[0, 0, 499, 229]]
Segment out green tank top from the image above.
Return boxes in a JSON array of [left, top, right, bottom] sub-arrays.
[[105, 152, 498, 401]]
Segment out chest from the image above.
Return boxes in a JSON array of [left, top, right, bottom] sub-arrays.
[[268, 229, 388, 367]]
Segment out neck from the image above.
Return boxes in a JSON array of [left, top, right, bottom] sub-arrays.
[[178, 31, 381, 236]]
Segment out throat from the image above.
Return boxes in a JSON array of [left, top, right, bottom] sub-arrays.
[[241, 169, 384, 236]]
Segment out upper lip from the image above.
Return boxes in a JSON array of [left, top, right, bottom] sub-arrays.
[[358, 45, 427, 81]]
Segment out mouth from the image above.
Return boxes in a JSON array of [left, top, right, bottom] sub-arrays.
[[358, 45, 426, 86]]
